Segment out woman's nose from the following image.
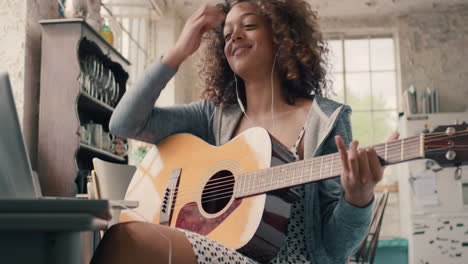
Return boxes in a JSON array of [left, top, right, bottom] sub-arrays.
[[231, 29, 244, 42]]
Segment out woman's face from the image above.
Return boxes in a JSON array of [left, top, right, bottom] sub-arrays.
[[223, 2, 275, 77]]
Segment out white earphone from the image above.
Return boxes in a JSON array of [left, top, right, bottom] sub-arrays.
[[234, 50, 279, 127]]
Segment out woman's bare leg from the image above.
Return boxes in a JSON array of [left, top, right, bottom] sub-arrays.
[[91, 221, 198, 264]]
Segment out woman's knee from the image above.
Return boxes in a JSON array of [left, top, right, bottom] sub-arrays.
[[102, 221, 178, 251], [108, 221, 144, 235], [93, 222, 197, 264], [92, 222, 151, 263], [104, 221, 145, 243]]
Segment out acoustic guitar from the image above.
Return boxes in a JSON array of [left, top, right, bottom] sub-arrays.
[[120, 123, 468, 262]]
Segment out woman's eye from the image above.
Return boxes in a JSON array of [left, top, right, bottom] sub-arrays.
[[224, 34, 231, 40], [244, 24, 256, 28]]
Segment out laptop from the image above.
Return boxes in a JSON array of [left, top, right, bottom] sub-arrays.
[[0, 72, 115, 219]]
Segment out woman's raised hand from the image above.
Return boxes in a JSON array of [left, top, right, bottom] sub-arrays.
[[163, 5, 225, 68], [335, 132, 400, 207]]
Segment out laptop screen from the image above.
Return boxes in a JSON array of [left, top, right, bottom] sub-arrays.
[[0, 72, 41, 198]]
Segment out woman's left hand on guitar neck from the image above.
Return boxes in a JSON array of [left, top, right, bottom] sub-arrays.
[[335, 132, 400, 208]]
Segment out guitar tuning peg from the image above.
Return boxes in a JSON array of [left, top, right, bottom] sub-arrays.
[[455, 166, 462, 180], [446, 150, 456, 160], [446, 127, 456, 136]]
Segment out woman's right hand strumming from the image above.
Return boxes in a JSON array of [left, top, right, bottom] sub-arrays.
[[162, 5, 225, 68]]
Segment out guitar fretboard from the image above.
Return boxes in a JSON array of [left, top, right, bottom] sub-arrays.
[[234, 134, 423, 198]]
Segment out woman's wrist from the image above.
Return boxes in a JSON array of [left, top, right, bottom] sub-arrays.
[[162, 47, 186, 69], [344, 191, 374, 208]]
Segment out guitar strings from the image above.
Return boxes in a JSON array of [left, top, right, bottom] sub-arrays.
[[173, 149, 466, 209], [168, 138, 424, 202], [170, 147, 424, 205], [169, 129, 467, 198], [170, 153, 420, 211], [172, 137, 420, 194], [424, 130, 468, 142], [182, 147, 421, 206], [170, 144, 415, 202], [171, 131, 433, 195], [162, 131, 467, 210], [179, 145, 418, 202], [169, 137, 421, 200], [186, 128, 468, 192], [168, 148, 424, 211]]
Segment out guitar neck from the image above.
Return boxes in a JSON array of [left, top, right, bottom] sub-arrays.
[[234, 134, 424, 198]]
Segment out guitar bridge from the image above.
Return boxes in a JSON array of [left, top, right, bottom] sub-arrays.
[[160, 168, 182, 226]]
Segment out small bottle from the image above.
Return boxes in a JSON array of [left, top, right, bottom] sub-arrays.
[[420, 94, 427, 114], [99, 24, 114, 46], [422, 122, 430, 133]]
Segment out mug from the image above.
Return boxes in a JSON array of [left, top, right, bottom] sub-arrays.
[[101, 131, 113, 151], [110, 137, 128, 157], [86, 123, 102, 148], [78, 125, 90, 145]]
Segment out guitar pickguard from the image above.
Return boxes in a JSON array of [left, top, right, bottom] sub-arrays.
[[176, 199, 242, 235]]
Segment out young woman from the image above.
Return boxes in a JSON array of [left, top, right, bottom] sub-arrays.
[[91, 1, 398, 263]]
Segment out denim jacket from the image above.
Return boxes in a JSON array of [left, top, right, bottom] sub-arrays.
[[109, 59, 373, 264]]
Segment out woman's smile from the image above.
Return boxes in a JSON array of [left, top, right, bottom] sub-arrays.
[[232, 44, 252, 56]]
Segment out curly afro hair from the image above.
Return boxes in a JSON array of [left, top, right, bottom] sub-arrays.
[[199, 0, 330, 107]]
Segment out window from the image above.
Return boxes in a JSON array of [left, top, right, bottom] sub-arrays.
[[101, 0, 161, 87], [326, 36, 399, 147]]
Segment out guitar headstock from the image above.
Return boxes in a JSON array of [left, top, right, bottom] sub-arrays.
[[424, 123, 468, 167]]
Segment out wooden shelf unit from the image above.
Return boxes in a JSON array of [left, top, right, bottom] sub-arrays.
[[38, 19, 130, 197], [78, 143, 126, 163]]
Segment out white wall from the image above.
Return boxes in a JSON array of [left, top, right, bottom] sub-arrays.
[[152, 9, 181, 107], [146, 9, 204, 106], [398, 4, 468, 113], [0, 0, 55, 169], [0, 0, 27, 127], [175, 46, 204, 104]]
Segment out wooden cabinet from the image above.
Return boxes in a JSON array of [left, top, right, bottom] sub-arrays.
[[38, 19, 130, 197]]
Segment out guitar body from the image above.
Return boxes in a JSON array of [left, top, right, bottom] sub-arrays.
[[120, 127, 291, 262]]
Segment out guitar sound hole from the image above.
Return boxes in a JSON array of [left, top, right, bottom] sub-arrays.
[[201, 170, 235, 214]]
